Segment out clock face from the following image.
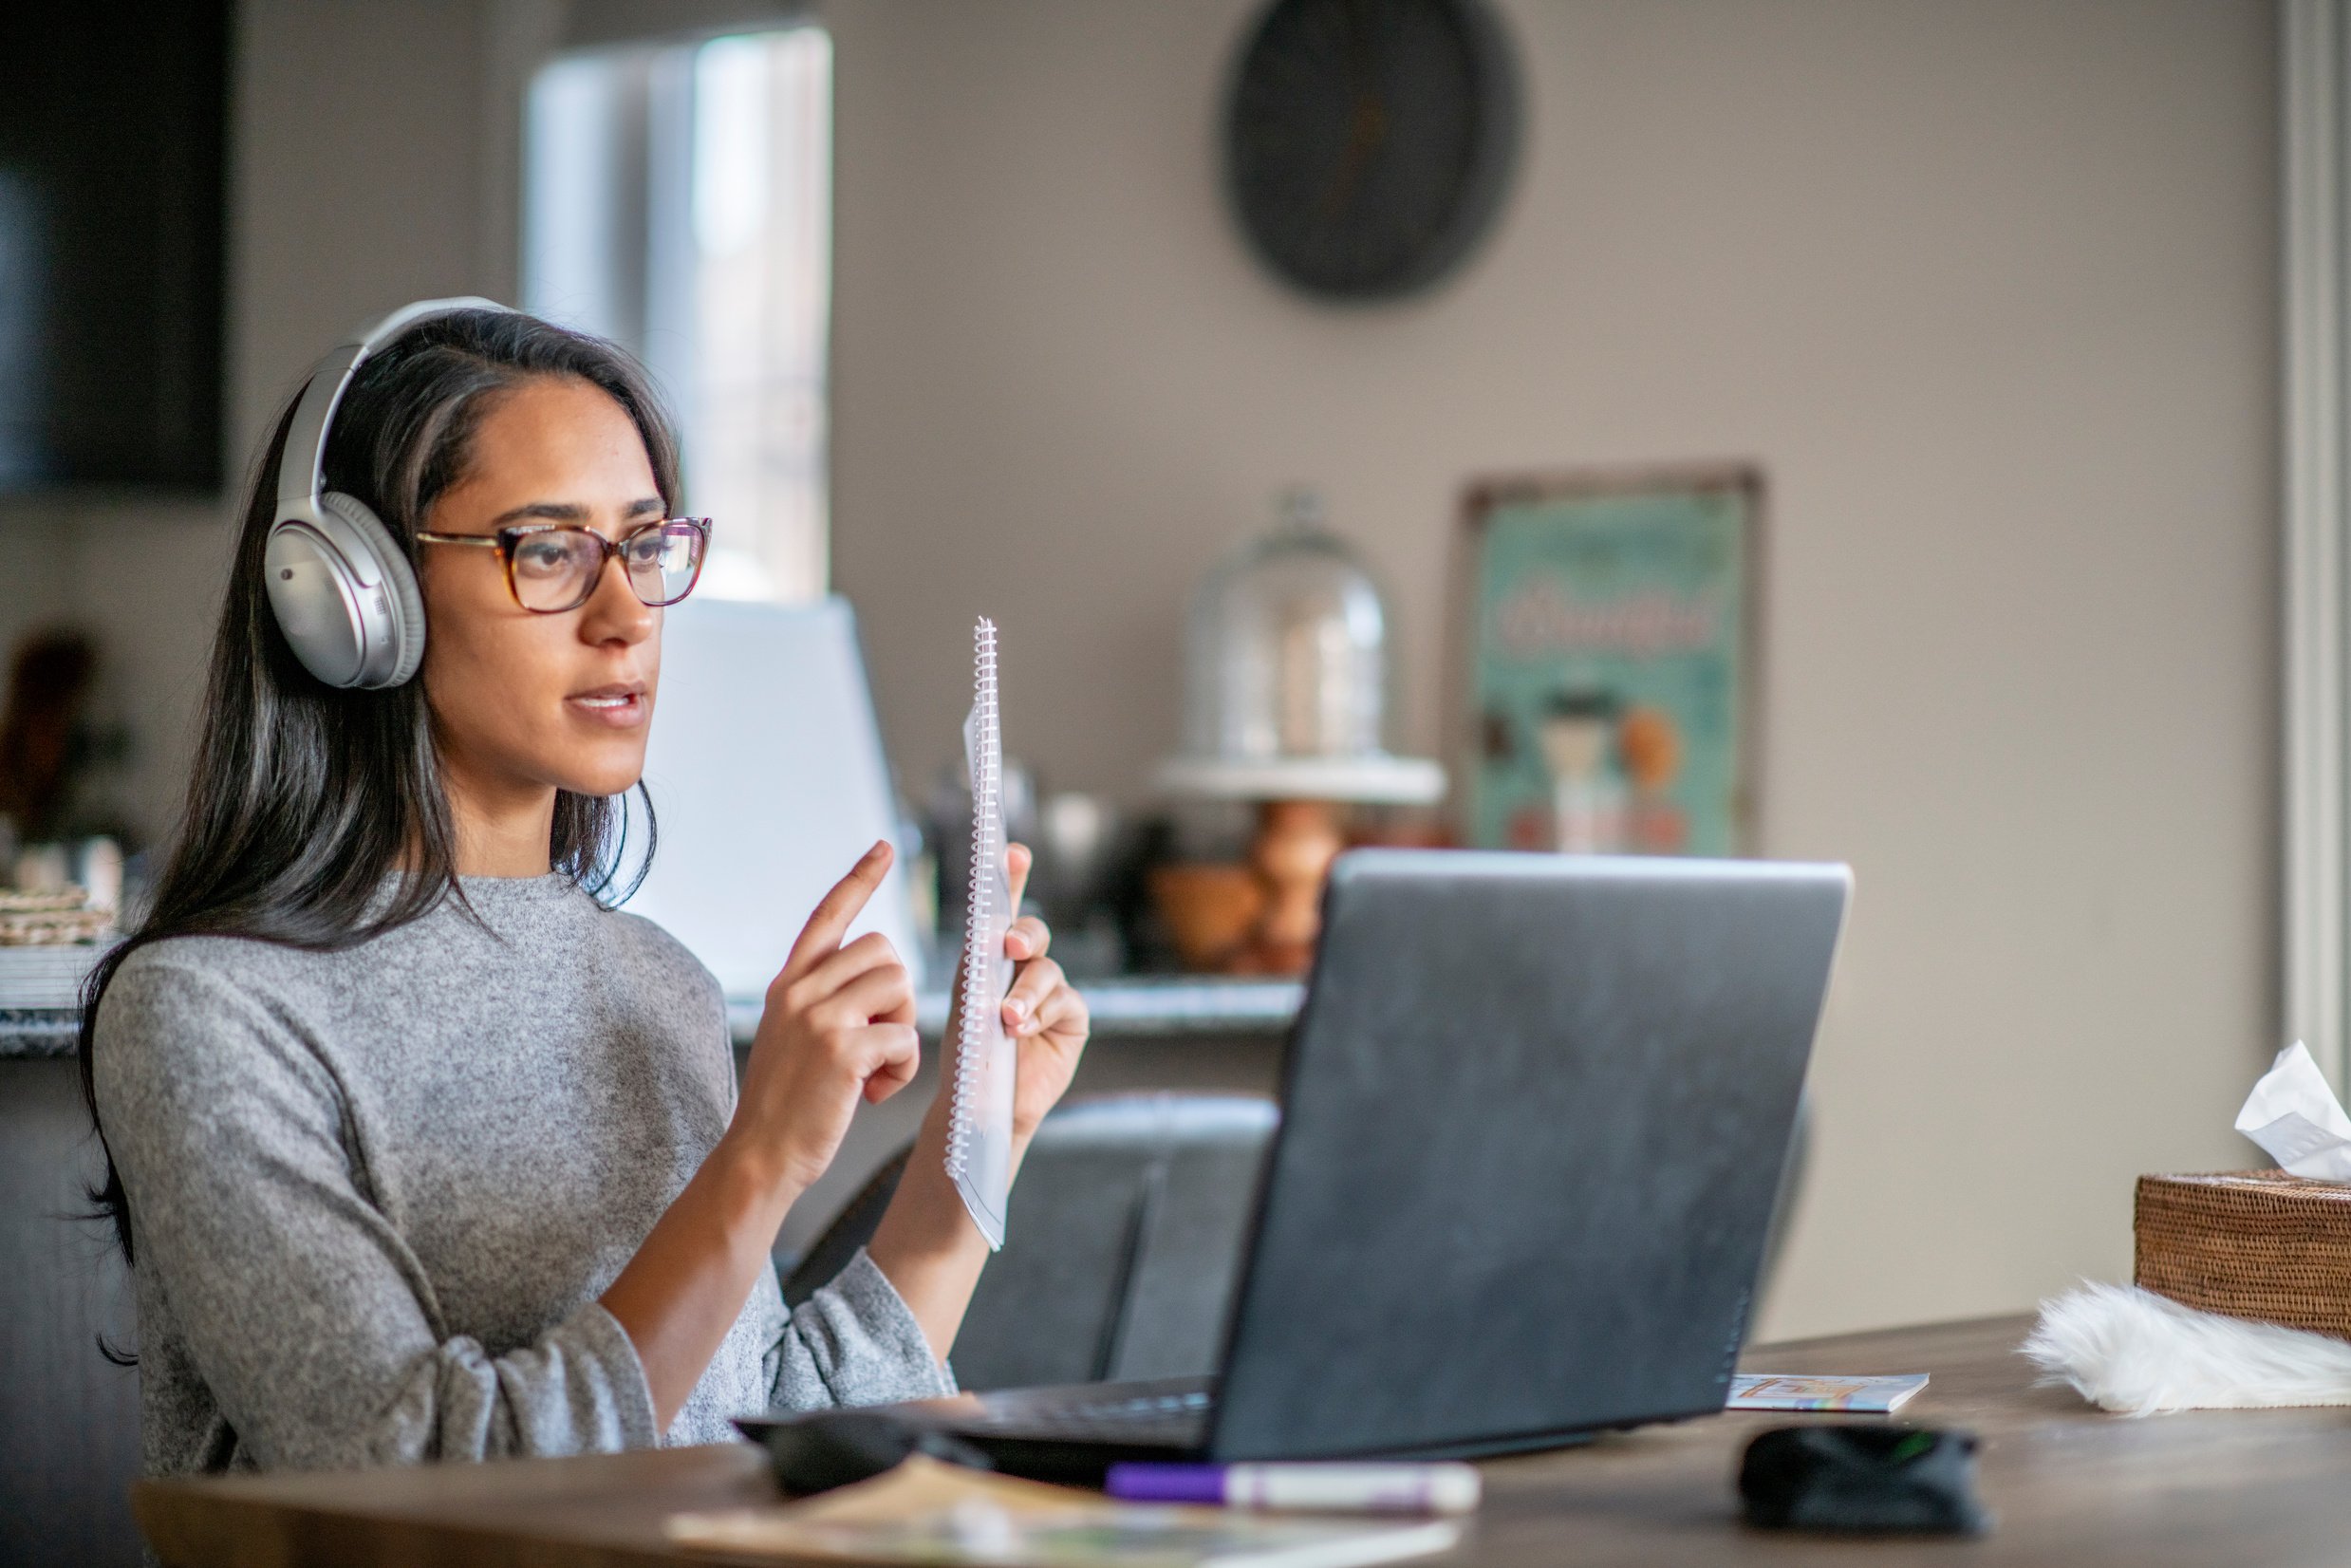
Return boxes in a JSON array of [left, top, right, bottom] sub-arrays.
[[1224, 0, 1521, 302]]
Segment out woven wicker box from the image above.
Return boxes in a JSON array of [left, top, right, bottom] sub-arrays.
[[2135, 1171, 2351, 1340]]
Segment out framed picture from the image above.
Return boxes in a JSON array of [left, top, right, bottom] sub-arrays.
[[1450, 464, 1763, 856]]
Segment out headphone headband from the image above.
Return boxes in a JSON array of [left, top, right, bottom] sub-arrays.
[[273, 296, 512, 525]]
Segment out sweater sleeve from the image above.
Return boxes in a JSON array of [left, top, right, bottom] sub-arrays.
[[93, 955, 661, 1470], [763, 1249, 959, 1412]]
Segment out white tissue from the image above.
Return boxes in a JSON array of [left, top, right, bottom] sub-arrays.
[[2235, 1041, 2351, 1182]]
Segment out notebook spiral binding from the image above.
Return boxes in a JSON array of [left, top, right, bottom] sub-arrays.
[[944, 617, 999, 1183]]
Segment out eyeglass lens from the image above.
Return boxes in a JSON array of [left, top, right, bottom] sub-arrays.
[[508, 522, 705, 612]]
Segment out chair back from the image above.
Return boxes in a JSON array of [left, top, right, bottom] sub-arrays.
[[785, 1093, 1278, 1391]]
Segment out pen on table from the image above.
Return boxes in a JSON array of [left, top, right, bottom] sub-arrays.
[[1102, 1461, 1482, 1514]]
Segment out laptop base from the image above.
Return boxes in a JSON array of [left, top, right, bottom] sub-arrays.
[[743, 1374, 1615, 1486]]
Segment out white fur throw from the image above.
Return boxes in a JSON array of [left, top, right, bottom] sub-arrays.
[[2023, 1281, 2351, 1414]]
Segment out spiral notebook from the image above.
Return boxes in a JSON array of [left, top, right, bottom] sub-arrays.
[[946, 617, 1017, 1249]]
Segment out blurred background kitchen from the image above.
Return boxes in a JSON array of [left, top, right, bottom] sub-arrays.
[[0, 0, 2305, 1540]]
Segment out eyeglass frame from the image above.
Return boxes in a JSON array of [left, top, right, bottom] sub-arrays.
[[414, 516, 713, 614]]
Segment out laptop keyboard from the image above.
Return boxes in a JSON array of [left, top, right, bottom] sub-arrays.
[[959, 1377, 1215, 1446]]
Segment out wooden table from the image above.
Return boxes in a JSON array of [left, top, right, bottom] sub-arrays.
[[132, 1314, 2351, 1566]]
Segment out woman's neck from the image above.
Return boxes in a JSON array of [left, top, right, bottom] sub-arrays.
[[440, 764, 559, 878]]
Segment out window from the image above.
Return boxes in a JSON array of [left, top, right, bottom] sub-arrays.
[[522, 28, 831, 602], [2287, 0, 2351, 1087]]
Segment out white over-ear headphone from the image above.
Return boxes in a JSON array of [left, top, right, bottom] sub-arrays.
[[265, 296, 515, 689]]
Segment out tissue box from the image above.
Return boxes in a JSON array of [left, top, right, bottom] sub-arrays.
[[2135, 1171, 2351, 1340]]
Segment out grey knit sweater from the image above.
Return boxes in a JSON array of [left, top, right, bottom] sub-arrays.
[[91, 872, 955, 1476]]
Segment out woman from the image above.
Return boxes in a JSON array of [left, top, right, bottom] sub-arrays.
[[80, 306, 1090, 1473]]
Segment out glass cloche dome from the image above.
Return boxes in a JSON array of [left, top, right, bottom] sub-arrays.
[[1161, 490, 1443, 806], [1183, 489, 1388, 760]]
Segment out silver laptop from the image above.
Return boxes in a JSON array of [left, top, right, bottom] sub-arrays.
[[747, 849, 1852, 1479]]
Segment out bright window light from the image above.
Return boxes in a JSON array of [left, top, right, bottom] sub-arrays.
[[522, 28, 831, 602]]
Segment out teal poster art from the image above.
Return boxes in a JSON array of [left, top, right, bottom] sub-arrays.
[[1459, 469, 1759, 856]]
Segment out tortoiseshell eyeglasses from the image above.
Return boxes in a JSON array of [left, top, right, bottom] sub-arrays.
[[415, 517, 711, 613]]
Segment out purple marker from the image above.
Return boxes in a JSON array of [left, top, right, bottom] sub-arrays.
[[1103, 1461, 1482, 1514]]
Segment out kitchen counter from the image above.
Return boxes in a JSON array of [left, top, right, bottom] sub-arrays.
[[0, 977, 1303, 1060], [0, 1011, 80, 1059]]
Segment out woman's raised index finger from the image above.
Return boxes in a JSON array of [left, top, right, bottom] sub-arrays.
[[783, 841, 893, 975]]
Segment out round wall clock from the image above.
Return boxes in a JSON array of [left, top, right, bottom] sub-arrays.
[[1223, 0, 1521, 302]]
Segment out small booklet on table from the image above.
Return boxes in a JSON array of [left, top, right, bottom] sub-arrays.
[[1727, 1372, 1930, 1413]]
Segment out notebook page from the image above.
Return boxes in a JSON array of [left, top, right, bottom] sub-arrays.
[[945, 618, 1016, 1248]]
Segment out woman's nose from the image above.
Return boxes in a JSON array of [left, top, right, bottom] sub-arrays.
[[577, 551, 654, 644]]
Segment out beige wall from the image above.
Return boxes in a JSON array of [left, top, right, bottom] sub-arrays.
[[2, 0, 2282, 1340], [825, 0, 2282, 1339]]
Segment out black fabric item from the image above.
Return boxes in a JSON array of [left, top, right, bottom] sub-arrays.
[[1738, 1425, 1989, 1535], [757, 1409, 995, 1497]]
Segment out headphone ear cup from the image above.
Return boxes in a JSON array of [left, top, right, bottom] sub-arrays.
[[318, 493, 427, 687]]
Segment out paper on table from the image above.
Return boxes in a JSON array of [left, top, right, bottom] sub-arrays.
[[2235, 1041, 2351, 1182], [667, 1455, 1465, 1567]]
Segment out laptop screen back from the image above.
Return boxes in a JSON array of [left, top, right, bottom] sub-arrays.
[[1208, 850, 1850, 1461]]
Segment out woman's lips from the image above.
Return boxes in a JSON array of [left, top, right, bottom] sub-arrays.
[[566, 684, 648, 727]]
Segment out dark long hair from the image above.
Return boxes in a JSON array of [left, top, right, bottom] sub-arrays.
[[77, 309, 682, 1277]]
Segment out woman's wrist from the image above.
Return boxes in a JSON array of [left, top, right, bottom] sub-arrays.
[[706, 1123, 812, 1239], [876, 1102, 972, 1244], [865, 1099, 1009, 1360], [603, 1119, 818, 1430]]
